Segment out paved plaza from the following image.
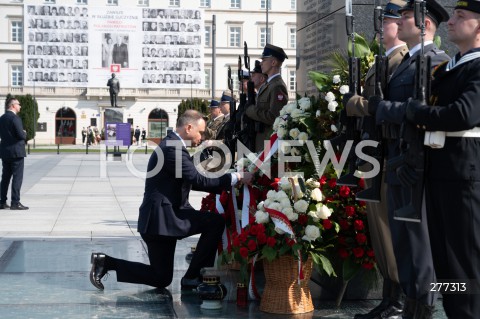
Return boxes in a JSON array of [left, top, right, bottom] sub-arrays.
[[0, 150, 447, 318]]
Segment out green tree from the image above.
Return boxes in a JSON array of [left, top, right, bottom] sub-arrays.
[[4, 93, 39, 141], [177, 98, 209, 116]]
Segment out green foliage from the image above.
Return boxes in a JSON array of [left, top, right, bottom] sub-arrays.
[[4, 93, 39, 141], [177, 98, 209, 116]]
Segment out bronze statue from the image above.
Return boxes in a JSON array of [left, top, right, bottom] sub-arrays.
[[107, 73, 120, 107]]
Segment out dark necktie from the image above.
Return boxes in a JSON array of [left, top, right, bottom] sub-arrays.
[[401, 52, 410, 64]]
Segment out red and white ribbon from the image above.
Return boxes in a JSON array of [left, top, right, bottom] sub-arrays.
[[231, 186, 241, 232], [215, 194, 229, 251]]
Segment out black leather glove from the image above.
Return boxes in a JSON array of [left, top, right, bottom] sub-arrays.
[[342, 92, 354, 107], [405, 98, 428, 123], [396, 164, 419, 188], [368, 95, 383, 115]]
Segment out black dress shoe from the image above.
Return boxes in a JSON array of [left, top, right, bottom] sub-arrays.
[[180, 276, 202, 290], [354, 299, 390, 319], [90, 253, 108, 290], [10, 203, 28, 210], [0, 203, 10, 209], [377, 303, 403, 318], [155, 287, 173, 301]]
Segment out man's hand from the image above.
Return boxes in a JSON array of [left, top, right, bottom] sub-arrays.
[[368, 95, 383, 115], [405, 98, 428, 123], [342, 92, 354, 108], [237, 172, 254, 185]]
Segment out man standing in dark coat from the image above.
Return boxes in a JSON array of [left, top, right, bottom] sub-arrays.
[[90, 110, 253, 292], [374, 0, 451, 318], [0, 97, 28, 210], [134, 126, 141, 146], [112, 35, 128, 68], [403, 1, 480, 317]]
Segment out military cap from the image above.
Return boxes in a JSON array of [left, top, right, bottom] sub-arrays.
[[384, 0, 407, 18], [220, 91, 234, 103], [261, 43, 288, 62], [252, 60, 263, 73], [209, 99, 220, 108], [399, 0, 450, 25], [455, 0, 480, 13]]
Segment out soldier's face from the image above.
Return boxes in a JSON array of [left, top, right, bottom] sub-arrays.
[[397, 11, 420, 44], [382, 17, 401, 46], [447, 9, 480, 47]]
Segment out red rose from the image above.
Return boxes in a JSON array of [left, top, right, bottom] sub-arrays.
[[256, 223, 265, 234], [338, 248, 349, 259], [358, 200, 367, 207], [266, 237, 276, 247], [247, 239, 257, 251], [233, 237, 240, 247], [338, 236, 346, 246], [325, 196, 334, 203], [339, 219, 350, 230], [355, 233, 367, 244], [322, 219, 333, 230], [344, 205, 355, 217], [298, 214, 308, 225], [362, 262, 374, 270], [339, 186, 350, 198], [285, 237, 295, 247], [328, 178, 337, 188], [239, 232, 248, 243], [239, 247, 249, 258], [319, 175, 327, 186], [354, 220, 364, 231], [352, 247, 365, 258], [366, 249, 375, 257], [257, 232, 267, 245]]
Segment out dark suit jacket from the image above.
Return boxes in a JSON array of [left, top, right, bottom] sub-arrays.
[[137, 132, 232, 236], [0, 111, 27, 159], [112, 43, 128, 67]]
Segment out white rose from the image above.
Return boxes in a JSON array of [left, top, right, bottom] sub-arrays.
[[277, 127, 286, 138], [276, 190, 289, 200], [302, 225, 320, 242], [331, 124, 338, 132], [306, 178, 320, 189], [291, 147, 301, 156], [316, 110, 321, 117], [255, 210, 270, 224], [298, 97, 311, 111], [289, 128, 301, 139], [282, 206, 294, 215], [332, 75, 341, 84], [290, 108, 304, 120], [264, 198, 272, 208], [280, 102, 296, 116], [297, 132, 309, 145], [280, 142, 291, 155], [325, 92, 336, 102], [257, 201, 265, 211], [293, 199, 309, 213], [316, 203, 332, 219], [284, 209, 299, 221], [311, 188, 323, 201], [308, 210, 319, 222], [339, 85, 350, 95], [328, 101, 339, 112], [266, 190, 277, 199]]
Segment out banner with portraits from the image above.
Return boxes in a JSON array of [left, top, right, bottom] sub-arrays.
[[24, 4, 205, 89]]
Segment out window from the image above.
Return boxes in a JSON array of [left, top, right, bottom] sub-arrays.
[[229, 26, 241, 47], [169, 0, 180, 6], [200, 0, 210, 7], [11, 21, 23, 42], [289, 27, 296, 48], [11, 66, 23, 87], [44, 0, 56, 3], [106, 0, 118, 5], [289, 70, 296, 91], [204, 25, 211, 46], [204, 69, 211, 89], [261, 0, 271, 10], [260, 27, 271, 47], [76, 0, 88, 4], [291, 0, 296, 10], [230, 0, 240, 9], [231, 71, 239, 91], [138, 0, 149, 5]]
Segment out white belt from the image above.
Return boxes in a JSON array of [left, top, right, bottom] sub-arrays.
[[424, 127, 480, 149], [445, 127, 480, 137]]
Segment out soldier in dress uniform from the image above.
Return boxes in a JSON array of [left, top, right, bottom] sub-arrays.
[[203, 99, 224, 140], [345, 1, 408, 318], [245, 43, 289, 152], [403, 1, 480, 317]]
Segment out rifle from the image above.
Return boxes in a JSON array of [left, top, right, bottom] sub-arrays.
[[336, 0, 362, 187], [225, 65, 237, 163], [388, 0, 429, 222], [355, 2, 388, 202]]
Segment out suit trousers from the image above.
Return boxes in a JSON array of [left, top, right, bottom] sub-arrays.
[[426, 180, 480, 319], [110, 93, 117, 107], [387, 184, 437, 305], [114, 210, 224, 288], [0, 158, 24, 204]]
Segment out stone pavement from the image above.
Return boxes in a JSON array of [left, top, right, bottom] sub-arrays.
[[0, 152, 447, 318]]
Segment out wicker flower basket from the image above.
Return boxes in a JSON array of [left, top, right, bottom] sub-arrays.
[[260, 255, 314, 314]]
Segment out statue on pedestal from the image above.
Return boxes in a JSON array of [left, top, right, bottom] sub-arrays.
[[107, 73, 120, 107]]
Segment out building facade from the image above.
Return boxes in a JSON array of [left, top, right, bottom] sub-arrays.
[[0, 0, 297, 145]]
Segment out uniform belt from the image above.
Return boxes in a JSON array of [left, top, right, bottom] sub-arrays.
[[425, 128, 480, 149], [445, 127, 480, 137]]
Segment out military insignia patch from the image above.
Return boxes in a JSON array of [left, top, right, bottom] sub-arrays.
[[277, 94, 284, 101]]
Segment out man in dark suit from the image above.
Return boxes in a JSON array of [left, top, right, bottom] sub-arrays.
[[90, 110, 253, 292], [112, 35, 128, 68], [373, 1, 450, 317], [0, 98, 29, 210]]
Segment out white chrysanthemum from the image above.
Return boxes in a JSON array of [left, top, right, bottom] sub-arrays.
[[291, 147, 301, 156], [257, 201, 265, 211], [267, 202, 283, 212], [306, 178, 320, 189], [266, 190, 277, 199], [311, 188, 323, 201], [316, 110, 321, 117], [298, 97, 311, 111], [280, 102, 297, 116], [264, 198, 272, 208], [277, 127, 287, 138], [328, 101, 339, 112], [325, 92, 336, 102], [339, 85, 350, 94], [293, 199, 309, 213], [255, 210, 270, 224], [332, 75, 341, 84], [290, 108, 304, 120], [331, 124, 338, 132], [289, 128, 301, 139], [316, 203, 333, 219], [285, 209, 299, 222], [276, 190, 289, 200], [297, 132, 309, 145], [282, 206, 294, 216], [302, 225, 320, 242]]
